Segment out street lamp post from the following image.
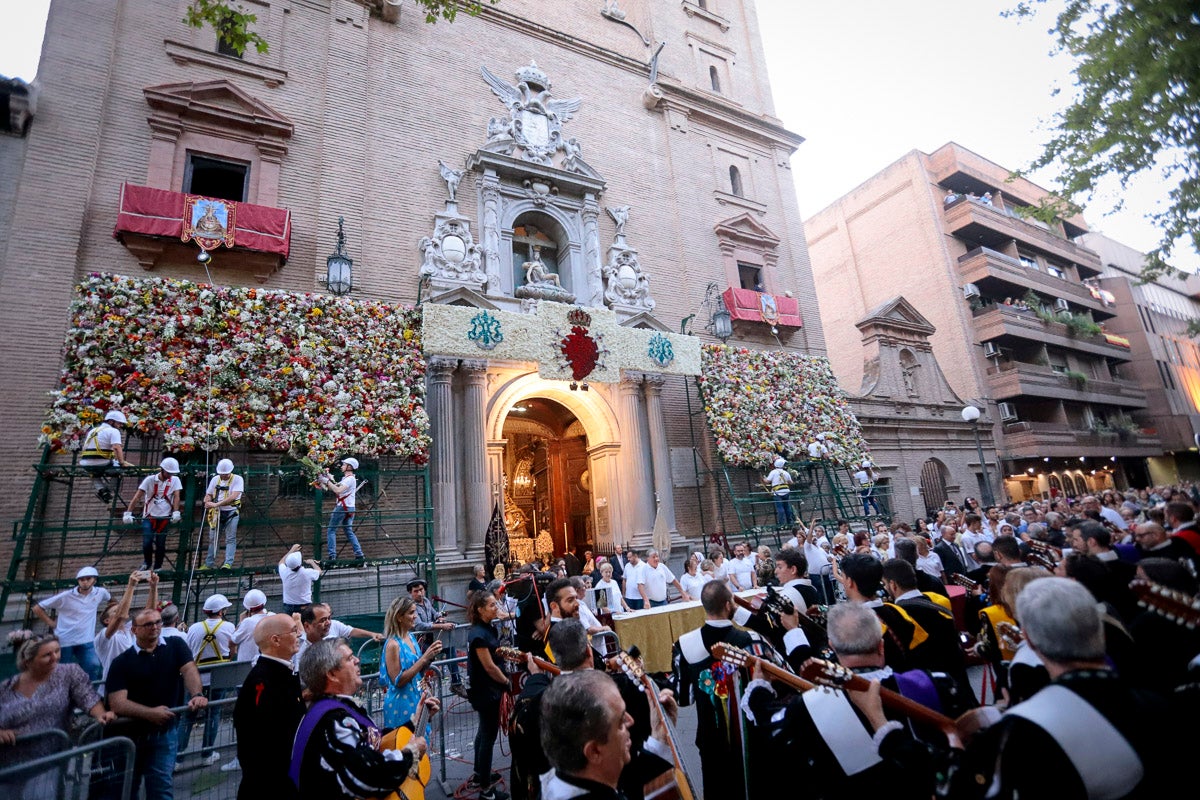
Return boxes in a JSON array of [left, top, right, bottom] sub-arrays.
[[961, 405, 995, 507]]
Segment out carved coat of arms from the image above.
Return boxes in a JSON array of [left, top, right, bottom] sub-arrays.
[[481, 61, 582, 166]]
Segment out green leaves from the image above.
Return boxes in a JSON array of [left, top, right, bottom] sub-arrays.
[[184, 0, 268, 56]]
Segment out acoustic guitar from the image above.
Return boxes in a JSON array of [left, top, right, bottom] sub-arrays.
[[381, 683, 434, 800], [497, 645, 562, 675], [614, 651, 698, 800], [1130, 579, 1200, 629]]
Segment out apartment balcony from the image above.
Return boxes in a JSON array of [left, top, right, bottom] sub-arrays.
[[986, 362, 1146, 408], [1001, 421, 1162, 458], [958, 247, 1113, 318], [972, 306, 1133, 361], [944, 197, 1102, 273]]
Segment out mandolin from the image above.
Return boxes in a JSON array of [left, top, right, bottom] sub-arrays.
[[995, 620, 1023, 650], [948, 573, 979, 591], [733, 586, 828, 645], [497, 645, 562, 675], [1130, 579, 1200, 629], [799, 658, 962, 746], [1025, 540, 1060, 569], [615, 650, 698, 800], [381, 682, 434, 800]]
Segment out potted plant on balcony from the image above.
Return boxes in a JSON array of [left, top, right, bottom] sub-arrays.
[[1090, 419, 1117, 441], [1063, 369, 1089, 388], [1111, 415, 1140, 441], [1062, 312, 1103, 339]]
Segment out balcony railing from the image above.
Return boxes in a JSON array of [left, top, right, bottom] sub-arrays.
[[1000, 420, 1161, 457], [944, 197, 1101, 271], [958, 247, 1111, 317], [985, 361, 1147, 408], [972, 306, 1133, 361]]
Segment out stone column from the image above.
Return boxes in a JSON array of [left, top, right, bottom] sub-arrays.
[[643, 374, 677, 533], [427, 357, 459, 553], [617, 373, 654, 537], [587, 443, 622, 550], [480, 170, 503, 293], [582, 192, 604, 307], [460, 360, 490, 553]]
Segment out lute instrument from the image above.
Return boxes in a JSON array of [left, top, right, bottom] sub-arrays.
[[614, 651, 698, 800], [1130, 579, 1200, 629]]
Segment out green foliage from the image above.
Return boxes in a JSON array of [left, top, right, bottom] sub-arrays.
[[184, 0, 268, 56], [413, 0, 499, 24], [1062, 312, 1102, 338], [1006, 0, 1200, 280], [1063, 369, 1089, 386]]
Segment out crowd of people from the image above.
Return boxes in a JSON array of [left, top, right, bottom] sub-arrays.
[[5, 481, 1200, 799]]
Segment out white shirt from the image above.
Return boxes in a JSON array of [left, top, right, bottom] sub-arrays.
[[279, 563, 321, 605], [40, 585, 111, 646], [808, 441, 828, 459], [205, 473, 245, 507], [94, 624, 133, 679], [727, 556, 755, 590], [187, 616, 234, 663], [638, 563, 676, 602], [712, 560, 730, 585], [324, 474, 357, 510], [137, 473, 182, 518], [592, 578, 623, 613], [293, 620, 356, 672], [1099, 506, 1128, 531], [232, 611, 271, 663], [766, 467, 791, 495], [623, 561, 646, 600], [577, 602, 604, 632], [916, 551, 944, 579], [679, 571, 710, 599]]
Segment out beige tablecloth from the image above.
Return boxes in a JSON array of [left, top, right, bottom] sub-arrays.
[[611, 590, 759, 673]]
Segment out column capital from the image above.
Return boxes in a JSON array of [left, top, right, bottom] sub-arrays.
[[642, 373, 666, 393], [460, 359, 489, 376], [428, 356, 459, 380], [619, 372, 644, 392]]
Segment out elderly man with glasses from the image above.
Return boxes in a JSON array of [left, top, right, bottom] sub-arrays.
[[105, 608, 207, 800]]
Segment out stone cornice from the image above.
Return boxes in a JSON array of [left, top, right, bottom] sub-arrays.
[[163, 39, 288, 88]]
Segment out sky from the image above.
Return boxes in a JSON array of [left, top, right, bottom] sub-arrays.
[[2, 0, 1194, 271]]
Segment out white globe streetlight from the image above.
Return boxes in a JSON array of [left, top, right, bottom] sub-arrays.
[[961, 405, 994, 506]]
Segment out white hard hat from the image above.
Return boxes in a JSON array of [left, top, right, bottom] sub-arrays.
[[203, 594, 232, 613], [104, 410, 127, 424], [243, 589, 267, 610], [76, 566, 99, 579], [160, 457, 180, 474], [774, 458, 786, 468], [342, 457, 359, 470], [216, 458, 235, 475], [284, 551, 303, 570]]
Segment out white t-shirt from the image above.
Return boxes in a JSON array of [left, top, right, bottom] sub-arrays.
[[916, 551, 945, 580], [40, 586, 111, 646], [137, 473, 183, 518], [679, 571, 710, 599], [808, 441, 828, 459], [94, 624, 133, 679], [205, 473, 245, 508], [279, 563, 321, 605], [766, 468, 791, 496], [232, 611, 271, 663], [79, 423, 123, 466], [623, 561, 646, 600], [638, 563, 676, 602], [593, 578, 623, 613], [727, 556, 755, 590], [326, 474, 358, 510], [712, 560, 730, 585], [294, 619, 356, 672], [187, 617, 235, 663], [854, 469, 874, 487]]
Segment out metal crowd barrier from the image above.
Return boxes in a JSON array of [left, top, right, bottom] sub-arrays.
[[0, 731, 135, 800]]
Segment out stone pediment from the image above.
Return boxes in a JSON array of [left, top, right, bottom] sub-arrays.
[[713, 213, 780, 247], [143, 80, 293, 139], [856, 296, 936, 338], [618, 310, 671, 332], [427, 286, 499, 310]]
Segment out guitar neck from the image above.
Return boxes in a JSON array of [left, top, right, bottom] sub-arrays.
[[636, 672, 697, 800], [828, 669, 958, 735], [498, 646, 562, 675], [745, 651, 817, 693]]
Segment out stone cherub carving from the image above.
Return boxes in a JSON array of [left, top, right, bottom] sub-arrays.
[[438, 159, 464, 204]]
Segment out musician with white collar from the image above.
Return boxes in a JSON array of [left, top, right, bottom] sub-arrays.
[[740, 602, 968, 798], [946, 577, 1182, 798]]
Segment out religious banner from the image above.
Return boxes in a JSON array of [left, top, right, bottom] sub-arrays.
[[182, 195, 236, 252], [422, 301, 702, 382]]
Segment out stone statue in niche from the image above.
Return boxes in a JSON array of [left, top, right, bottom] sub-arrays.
[[515, 245, 575, 302], [603, 249, 654, 311], [418, 217, 486, 287], [900, 358, 921, 396]]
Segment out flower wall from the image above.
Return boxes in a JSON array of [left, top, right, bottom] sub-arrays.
[[42, 273, 430, 465], [698, 345, 870, 468]]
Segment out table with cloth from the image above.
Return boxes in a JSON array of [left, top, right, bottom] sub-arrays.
[[610, 589, 760, 673]]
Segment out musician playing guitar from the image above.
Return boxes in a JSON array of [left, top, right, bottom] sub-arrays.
[[738, 602, 968, 799]]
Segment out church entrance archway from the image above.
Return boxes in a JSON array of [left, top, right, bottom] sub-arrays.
[[919, 458, 950, 515]]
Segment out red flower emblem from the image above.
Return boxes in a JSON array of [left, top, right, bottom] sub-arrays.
[[560, 325, 599, 381]]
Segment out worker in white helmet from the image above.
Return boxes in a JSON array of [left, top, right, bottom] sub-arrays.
[[78, 408, 135, 504], [203, 459, 244, 570], [124, 457, 183, 571], [318, 457, 365, 562]]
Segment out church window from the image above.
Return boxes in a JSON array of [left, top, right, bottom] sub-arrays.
[[183, 153, 250, 202], [729, 165, 743, 197], [709, 65, 721, 93], [737, 262, 761, 291]]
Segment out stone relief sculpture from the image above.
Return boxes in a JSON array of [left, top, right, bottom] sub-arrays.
[[480, 62, 584, 167], [601, 205, 654, 313], [419, 217, 486, 287], [515, 246, 576, 303]]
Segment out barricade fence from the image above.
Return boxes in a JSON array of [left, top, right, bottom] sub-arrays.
[[0, 731, 136, 800]]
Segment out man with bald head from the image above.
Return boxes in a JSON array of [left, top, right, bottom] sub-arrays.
[[234, 613, 304, 800], [1133, 522, 1200, 573]]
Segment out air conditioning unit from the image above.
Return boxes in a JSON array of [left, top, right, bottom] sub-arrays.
[[998, 402, 1018, 422], [983, 342, 1001, 358], [963, 283, 981, 299], [1054, 298, 1071, 312]]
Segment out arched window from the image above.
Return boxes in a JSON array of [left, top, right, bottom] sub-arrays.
[[511, 211, 569, 292], [729, 165, 743, 197], [709, 65, 721, 93]]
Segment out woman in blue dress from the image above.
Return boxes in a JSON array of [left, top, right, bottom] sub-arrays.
[[381, 595, 443, 728]]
